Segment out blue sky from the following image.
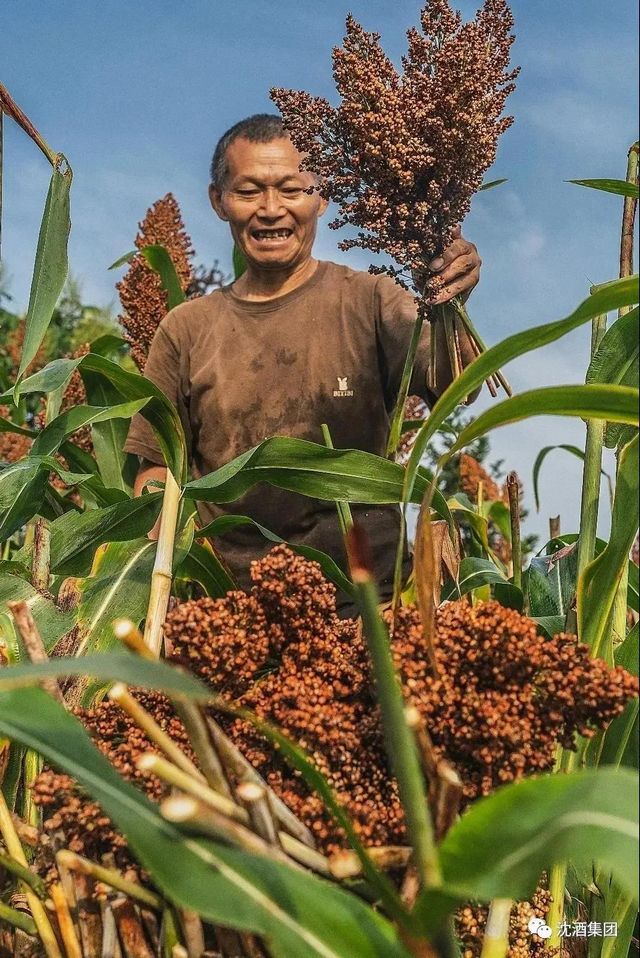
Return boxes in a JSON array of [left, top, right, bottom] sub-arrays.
[[2, 0, 638, 542]]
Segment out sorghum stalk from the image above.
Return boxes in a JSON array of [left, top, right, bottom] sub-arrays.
[[0, 790, 62, 958], [0, 900, 38, 937], [346, 525, 441, 889], [49, 882, 83, 958], [30, 517, 50, 593], [57, 850, 163, 910], [506, 473, 522, 590], [321, 423, 354, 531], [387, 310, 426, 457], [479, 899, 512, 958], [137, 752, 242, 821], [143, 468, 181, 657]]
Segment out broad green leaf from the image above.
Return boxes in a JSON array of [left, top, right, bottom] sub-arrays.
[[541, 533, 639, 614], [73, 537, 156, 659], [0, 687, 411, 958], [532, 444, 612, 512], [0, 414, 35, 442], [0, 357, 79, 404], [184, 437, 433, 506], [16, 163, 72, 384], [141, 245, 186, 310], [196, 514, 355, 598], [0, 456, 94, 540], [587, 308, 639, 387], [479, 178, 507, 191], [524, 542, 579, 618], [443, 385, 639, 460], [404, 275, 639, 502], [598, 623, 639, 769], [82, 371, 138, 492], [568, 179, 640, 199], [533, 615, 565, 638], [0, 653, 210, 699], [578, 434, 639, 656], [48, 494, 162, 575], [175, 538, 236, 597], [31, 400, 149, 457], [441, 557, 511, 600], [435, 768, 639, 903], [0, 575, 74, 652]]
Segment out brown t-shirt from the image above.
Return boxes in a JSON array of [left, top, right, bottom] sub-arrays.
[[124, 260, 434, 611]]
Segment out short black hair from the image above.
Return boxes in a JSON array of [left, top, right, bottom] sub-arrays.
[[210, 114, 286, 187]]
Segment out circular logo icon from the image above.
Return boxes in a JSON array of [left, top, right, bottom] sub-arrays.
[[527, 918, 552, 939]]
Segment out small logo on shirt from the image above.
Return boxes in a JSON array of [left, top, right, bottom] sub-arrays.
[[333, 375, 354, 397]]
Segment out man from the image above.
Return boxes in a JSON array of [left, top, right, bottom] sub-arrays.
[[124, 114, 481, 613]]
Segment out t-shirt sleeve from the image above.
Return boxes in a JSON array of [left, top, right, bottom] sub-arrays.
[[373, 273, 435, 411], [123, 319, 189, 465]]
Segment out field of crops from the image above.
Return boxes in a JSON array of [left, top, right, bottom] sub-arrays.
[[0, 2, 638, 956]]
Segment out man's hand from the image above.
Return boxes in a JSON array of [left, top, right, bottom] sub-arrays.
[[428, 227, 481, 305]]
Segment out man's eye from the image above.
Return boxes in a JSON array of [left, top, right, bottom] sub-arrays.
[[281, 188, 303, 196], [236, 189, 260, 197]]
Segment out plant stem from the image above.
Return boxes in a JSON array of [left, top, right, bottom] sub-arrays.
[[450, 297, 512, 396], [387, 310, 426, 457], [0, 791, 62, 957], [8, 600, 64, 704], [346, 525, 442, 890], [0, 849, 46, 896], [321, 423, 353, 533], [172, 699, 233, 798], [56, 850, 162, 910], [143, 468, 181, 657], [31, 517, 50, 593], [549, 516, 561, 540], [480, 899, 512, 958], [506, 473, 522, 590], [0, 83, 59, 167], [137, 752, 242, 821], [50, 882, 83, 958], [0, 900, 38, 936]]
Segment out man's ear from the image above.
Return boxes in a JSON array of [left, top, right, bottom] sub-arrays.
[[317, 195, 330, 218], [209, 184, 228, 221]]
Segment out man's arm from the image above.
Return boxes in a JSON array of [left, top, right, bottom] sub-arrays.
[[134, 459, 167, 540]]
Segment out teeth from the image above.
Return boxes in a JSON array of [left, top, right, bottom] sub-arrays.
[[254, 229, 292, 239]]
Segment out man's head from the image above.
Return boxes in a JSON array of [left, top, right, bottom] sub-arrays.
[[209, 114, 328, 274]]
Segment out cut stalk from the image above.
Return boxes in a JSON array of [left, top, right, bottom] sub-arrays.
[[549, 515, 561, 540], [450, 297, 512, 395], [506, 473, 522, 590], [236, 780, 280, 846], [172, 699, 232, 798], [109, 684, 204, 782], [49, 882, 83, 958], [113, 618, 153, 658], [31, 517, 51, 593], [0, 849, 46, 897], [346, 525, 441, 890], [57, 851, 162, 911], [0, 791, 62, 958], [137, 752, 241, 821], [329, 846, 412, 879], [143, 469, 181, 657], [7, 601, 64, 704], [112, 898, 155, 958], [480, 899, 512, 958]]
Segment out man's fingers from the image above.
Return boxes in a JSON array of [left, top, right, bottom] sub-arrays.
[[431, 266, 481, 304], [437, 253, 479, 285], [430, 235, 475, 271]]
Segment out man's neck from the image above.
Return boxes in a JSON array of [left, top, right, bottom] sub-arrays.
[[232, 257, 319, 301]]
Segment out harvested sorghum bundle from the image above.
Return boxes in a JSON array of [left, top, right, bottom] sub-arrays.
[[271, 0, 518, 302], [32, 691, 194, 878], [117, 193, 194, 370], [165, 545, 638, 853]]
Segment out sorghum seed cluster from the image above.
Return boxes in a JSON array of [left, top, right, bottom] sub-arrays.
[[458, 452, 505, 503], [117, 193, 194, 370], [0, 404, 32, 464], [32, 691, 194, 875], [165, 546, 637, 853], [271, 1, 518, 302]]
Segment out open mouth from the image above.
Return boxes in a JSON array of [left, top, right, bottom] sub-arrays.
[[251, 228, 294, 243]]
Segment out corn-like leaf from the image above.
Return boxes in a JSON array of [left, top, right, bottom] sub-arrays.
[[0, 575, 74, 653], [532, 444, 613, 512], [0, 687, 412, 958], [16, 163, 72, 386], [578, 434, 639, 656], [31, 400, 149, 457], [569, 178, 640, 199], [141, 244, 186, 310], [175, 538, 236, 597]]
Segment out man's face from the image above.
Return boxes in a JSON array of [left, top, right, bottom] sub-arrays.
[[209, 136, 328, 272]]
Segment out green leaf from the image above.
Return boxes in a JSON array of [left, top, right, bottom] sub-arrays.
[[81, 370, 138, 492], [598, 623, 639, 769], [0, 414, 35, 441], [441, 557, 511, 600], [479, 178, 507, 191], [0, 653, 210, 698], [524, 542, 579, 618], [568, 179, 640, 199], [48, 494, 162, 575], [107, 249, 137, 270], [533, 615, 565, 638], [0, 576, 74, 653], [0, 687, 411, 958], [141, 245, 186, 310], [72, 537, 156, 659], [196, 514, 355, 598], [587, 308, 639, 387], [578, 434, 639, 656], [233, 242, 247, 280], [174, 538, 236, 597], [16, 163, 72, 385], [404, 275, 639, 502], [444, 385, 639, 460], [31, 400, 149, 457], [0, 357, 80, 402], [435, 768, 639, 903], [532, 444, 611, 512], [0, 456, 96, 540], [184, 437, 433, 506]]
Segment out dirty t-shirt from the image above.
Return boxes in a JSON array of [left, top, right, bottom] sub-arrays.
[[124, 260, 434, 611]]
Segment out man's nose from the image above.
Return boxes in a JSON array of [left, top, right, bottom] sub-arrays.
[[258, 187, 285, 219]]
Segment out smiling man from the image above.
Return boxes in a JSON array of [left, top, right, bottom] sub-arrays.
[[124, 114, 481, 613]]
